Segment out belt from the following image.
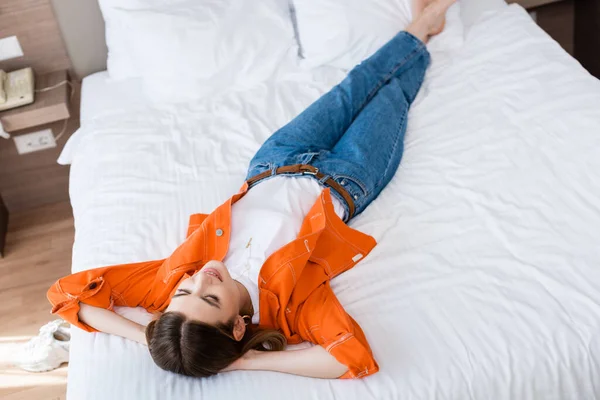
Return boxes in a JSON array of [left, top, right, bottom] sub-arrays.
[[245, 164, 356, 219]]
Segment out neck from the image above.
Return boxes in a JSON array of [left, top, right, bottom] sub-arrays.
[[234, 279, 254, 316]]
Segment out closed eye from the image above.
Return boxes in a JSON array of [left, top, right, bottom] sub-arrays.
[[173, 289, 221, 309], [202, 295, 221, 309], [173, 289, 191, 298]]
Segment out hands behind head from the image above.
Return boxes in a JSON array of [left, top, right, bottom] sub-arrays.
[[220, 349, 260, 373]]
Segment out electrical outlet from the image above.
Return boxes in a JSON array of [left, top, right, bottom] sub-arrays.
[[13, 129, 56, 154], [0, 36, 24, 62]]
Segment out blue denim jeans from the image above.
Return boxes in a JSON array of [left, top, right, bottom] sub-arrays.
[[245, 31, 430, 222]]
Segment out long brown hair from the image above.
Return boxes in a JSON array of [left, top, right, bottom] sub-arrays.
[[145, 312, 286, 377]]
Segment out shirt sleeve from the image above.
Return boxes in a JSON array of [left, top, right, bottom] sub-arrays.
[[49, 213, 211, 332], [47, 259, 165, 332], [187, 213, 209, 238], [297, 282, 379, 379]]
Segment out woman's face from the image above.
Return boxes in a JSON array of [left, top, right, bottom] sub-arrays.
[[166, 260, 241, 326]]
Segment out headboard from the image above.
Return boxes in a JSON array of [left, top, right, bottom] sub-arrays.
[[50, 0, 108, 79]]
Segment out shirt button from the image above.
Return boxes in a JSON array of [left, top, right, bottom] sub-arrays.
[[341, 179, 347, 185], [353, 195, 358, 200], [216, 229, 224, 237]]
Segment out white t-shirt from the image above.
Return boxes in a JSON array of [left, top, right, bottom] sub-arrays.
[[223, 176, 346, 324]]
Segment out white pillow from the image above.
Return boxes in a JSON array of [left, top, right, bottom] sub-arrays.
[[98, 0, 140, 80], [293, 0, 464, 69], [98, 0, 297, 98]]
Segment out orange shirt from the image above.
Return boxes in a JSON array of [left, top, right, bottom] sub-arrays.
[[47, 182, 379, 379]]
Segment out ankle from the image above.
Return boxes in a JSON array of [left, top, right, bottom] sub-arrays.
[[406, 22, 429, 44]]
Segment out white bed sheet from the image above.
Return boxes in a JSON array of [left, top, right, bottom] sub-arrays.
[[63, 5, 600, 400], [78, 74, 146, 123], [460, 0, 506, 28]]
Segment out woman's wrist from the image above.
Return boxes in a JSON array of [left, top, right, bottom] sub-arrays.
[[220, 349, 260, 373], [239, 349, 261, 371], [136, 323, 148, 346]]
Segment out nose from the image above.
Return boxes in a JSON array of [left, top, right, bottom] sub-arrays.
[[191, 271, 216, 295]]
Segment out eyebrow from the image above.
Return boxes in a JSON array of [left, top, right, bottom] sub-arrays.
[[173, 289, 221, 309]]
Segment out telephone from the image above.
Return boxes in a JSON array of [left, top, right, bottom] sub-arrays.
[[0, 67, 35, 112]]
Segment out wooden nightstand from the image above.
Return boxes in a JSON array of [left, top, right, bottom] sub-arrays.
[[0, 70, 71, 133], [0, 70, 80, 212]]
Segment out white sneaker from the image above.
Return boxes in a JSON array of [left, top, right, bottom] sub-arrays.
[[13, 319, 71, 372]]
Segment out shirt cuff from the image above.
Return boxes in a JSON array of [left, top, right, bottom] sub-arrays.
[[325, 333, 379, 379]]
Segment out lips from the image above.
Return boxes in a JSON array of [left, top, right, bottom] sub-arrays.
[[203, 268, 223, 282]]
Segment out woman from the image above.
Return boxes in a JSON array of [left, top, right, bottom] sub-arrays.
[[48, 0, 454, 379]]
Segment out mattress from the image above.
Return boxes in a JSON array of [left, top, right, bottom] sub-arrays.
[[62, 5, 600, 400], [460, 0, 506, 28]]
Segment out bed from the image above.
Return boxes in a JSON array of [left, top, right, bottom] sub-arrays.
[[59, 1, 600, 399]]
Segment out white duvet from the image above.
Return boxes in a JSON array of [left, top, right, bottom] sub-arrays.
[[61, 5, 600, 400]]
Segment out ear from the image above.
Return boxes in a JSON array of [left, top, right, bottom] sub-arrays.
[[232, 315, 247, 341]]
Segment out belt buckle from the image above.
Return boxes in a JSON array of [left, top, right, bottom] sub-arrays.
[[301, 165, 318, 175]]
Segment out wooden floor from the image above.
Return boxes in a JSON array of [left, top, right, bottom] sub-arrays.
[[0, 201, 73, 400]]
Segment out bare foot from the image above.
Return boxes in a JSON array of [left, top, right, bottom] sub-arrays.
[[408, 0, 456, 43], [422, 0, 448, 35], [412, 0, 427, 19]]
